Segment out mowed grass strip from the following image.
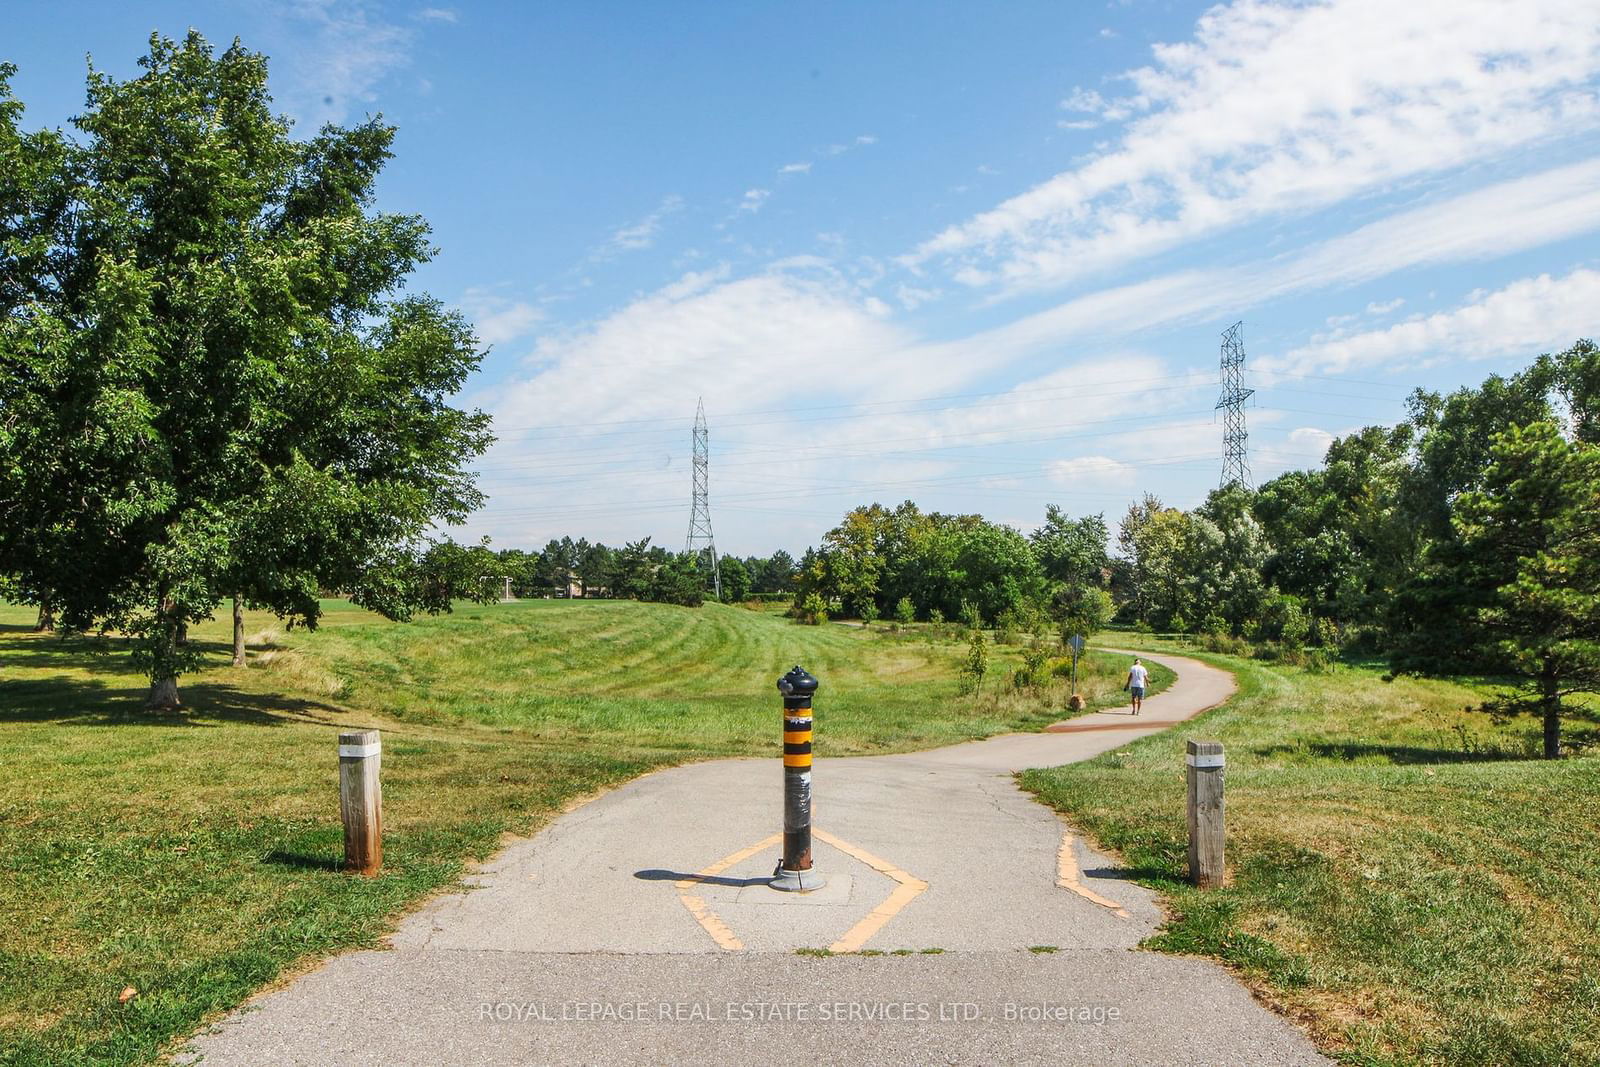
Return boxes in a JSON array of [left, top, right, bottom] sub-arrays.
[[1, 599, 1130, 1066], [1021, 639, 1600, 1067]]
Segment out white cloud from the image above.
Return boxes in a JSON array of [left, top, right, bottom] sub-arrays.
[[458, 288, 545, 348], [1261, 268, 1600, 376], [484, 267, 926, 436], [603, 194, 684, 254], [737, 188, 771, 214], [909, 0, 1600, 294], [855, 134, 877, 146], [416, 7, 457, 21], [895, 284, 941, 310], [270, 1, 418, 127], [778, 161, 812, 175], [1046, 456, 1136, 487], [971, 159, 1600, 361], [1365, 298, 1404, 316], [1287, 427, 1335, 457], [1060, 88, 1105, 113]]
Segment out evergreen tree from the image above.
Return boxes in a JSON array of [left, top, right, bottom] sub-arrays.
[[1448, 422, 1600, 758]]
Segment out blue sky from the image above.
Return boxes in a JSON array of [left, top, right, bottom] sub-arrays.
[[9, 1, 1600, 555]]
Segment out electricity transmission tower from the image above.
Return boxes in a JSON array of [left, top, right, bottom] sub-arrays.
[[1217, 321, 1254, 489], [684, 397, 721, 599]]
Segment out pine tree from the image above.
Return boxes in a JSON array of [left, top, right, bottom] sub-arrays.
[[1453, 421, 1600, 758]]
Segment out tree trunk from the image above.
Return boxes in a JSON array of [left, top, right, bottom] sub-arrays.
[[176, 621, 188, 646], [232, 595, 246, 667], [34, 595, 54, 633], [1542, 664, 1561, 760], [146, 604, 182, 711], [146, 674, 181, 710]]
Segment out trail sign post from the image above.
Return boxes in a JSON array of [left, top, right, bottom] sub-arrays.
[[1068, 634, 1086, 693]]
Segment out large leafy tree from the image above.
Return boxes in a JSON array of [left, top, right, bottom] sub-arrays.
[[0, 34, 493, 707], [1183, 486, 1271, 636], [951, 520, 1043, 625], [1030, 505, 1108, 586]]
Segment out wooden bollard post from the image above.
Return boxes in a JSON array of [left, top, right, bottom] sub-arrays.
[[339, 729, 382, 875], [1186, 739, 1225, 888]]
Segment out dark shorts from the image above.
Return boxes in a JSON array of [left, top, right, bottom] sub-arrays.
[[1130, 686, 1145, 699]]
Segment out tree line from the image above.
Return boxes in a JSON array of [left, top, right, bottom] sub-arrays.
[[791, 500, 1111, 635], [491, 538, 796, 605], [793, 340, 1600, 758]]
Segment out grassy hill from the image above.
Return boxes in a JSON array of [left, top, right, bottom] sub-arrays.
[[1024, 639, 1600, 1066], [0, 598, 1138, 1066]]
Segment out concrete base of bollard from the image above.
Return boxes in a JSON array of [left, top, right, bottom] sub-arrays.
[[769, 867, 828, 893]]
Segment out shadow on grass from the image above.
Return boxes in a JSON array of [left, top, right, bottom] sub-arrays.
[[0, 673, 345, 728], [262, 850, 344, 872], [1252, 740, 1530, 764], [634, 868, 772, 888], [0, 632, 238, 676]]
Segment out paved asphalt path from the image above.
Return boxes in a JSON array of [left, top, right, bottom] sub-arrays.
[[182, 649, 1326, 1066]]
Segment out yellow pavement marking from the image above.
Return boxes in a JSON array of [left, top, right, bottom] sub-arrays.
[[814, 827, 929, 953], [673, 833, 780, 951], [678, 894, 743, 951], [1056, 830, 1130, 918], [669, 828, 928, 953], [674, 833, 782, 890]]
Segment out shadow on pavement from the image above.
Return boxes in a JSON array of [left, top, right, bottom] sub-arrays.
[[634, 868, 772, 888]]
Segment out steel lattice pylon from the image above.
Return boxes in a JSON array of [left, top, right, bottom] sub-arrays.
[[1217, 321, 1254, 489], [684, 397, 721, 599]]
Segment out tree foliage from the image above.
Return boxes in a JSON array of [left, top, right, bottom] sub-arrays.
[[795, 500, 1058, 626], [0, 34, 495, 706], [1443, 421, 1600, 757]]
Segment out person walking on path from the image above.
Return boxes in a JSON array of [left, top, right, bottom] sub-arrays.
[[1125, 657, 1150, 715]]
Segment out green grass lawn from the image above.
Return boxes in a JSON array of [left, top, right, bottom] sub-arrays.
[[1022, 637, 1600, 1066], [0, 598, 1133, 1066]]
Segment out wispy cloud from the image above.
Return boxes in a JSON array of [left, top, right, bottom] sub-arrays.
[[458, 287, 545, 348], [736, 188, 771, 214], [909, 0, 1600, 294], [601, 194, 685, 255], [1046, 456, 1135, 487], [778, 161, 812, 175], [269, 1, 425, 127], [968, 159, 1600, 361], [1259, 268, 1600, 377], [416, 6, 457, 22]]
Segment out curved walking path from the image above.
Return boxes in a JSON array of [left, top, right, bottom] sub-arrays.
[[184, 649, 1325, 1066]]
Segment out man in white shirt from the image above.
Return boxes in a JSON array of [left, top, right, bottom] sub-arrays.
[[1125, 658, 1150, 715]]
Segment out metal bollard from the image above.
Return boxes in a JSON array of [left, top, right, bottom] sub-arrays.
[[771, 665, 825, 892]]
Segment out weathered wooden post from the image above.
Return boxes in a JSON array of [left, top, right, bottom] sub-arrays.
[[1186, 739, 1225, 888], [339, 729, 382, 875]]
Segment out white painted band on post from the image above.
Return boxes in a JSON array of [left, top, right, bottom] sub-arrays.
[[1185, 753, 1225, 768], [339, 742, 381, 759]]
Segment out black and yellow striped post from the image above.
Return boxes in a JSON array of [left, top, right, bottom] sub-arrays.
[[771, 665, 825, 892]]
